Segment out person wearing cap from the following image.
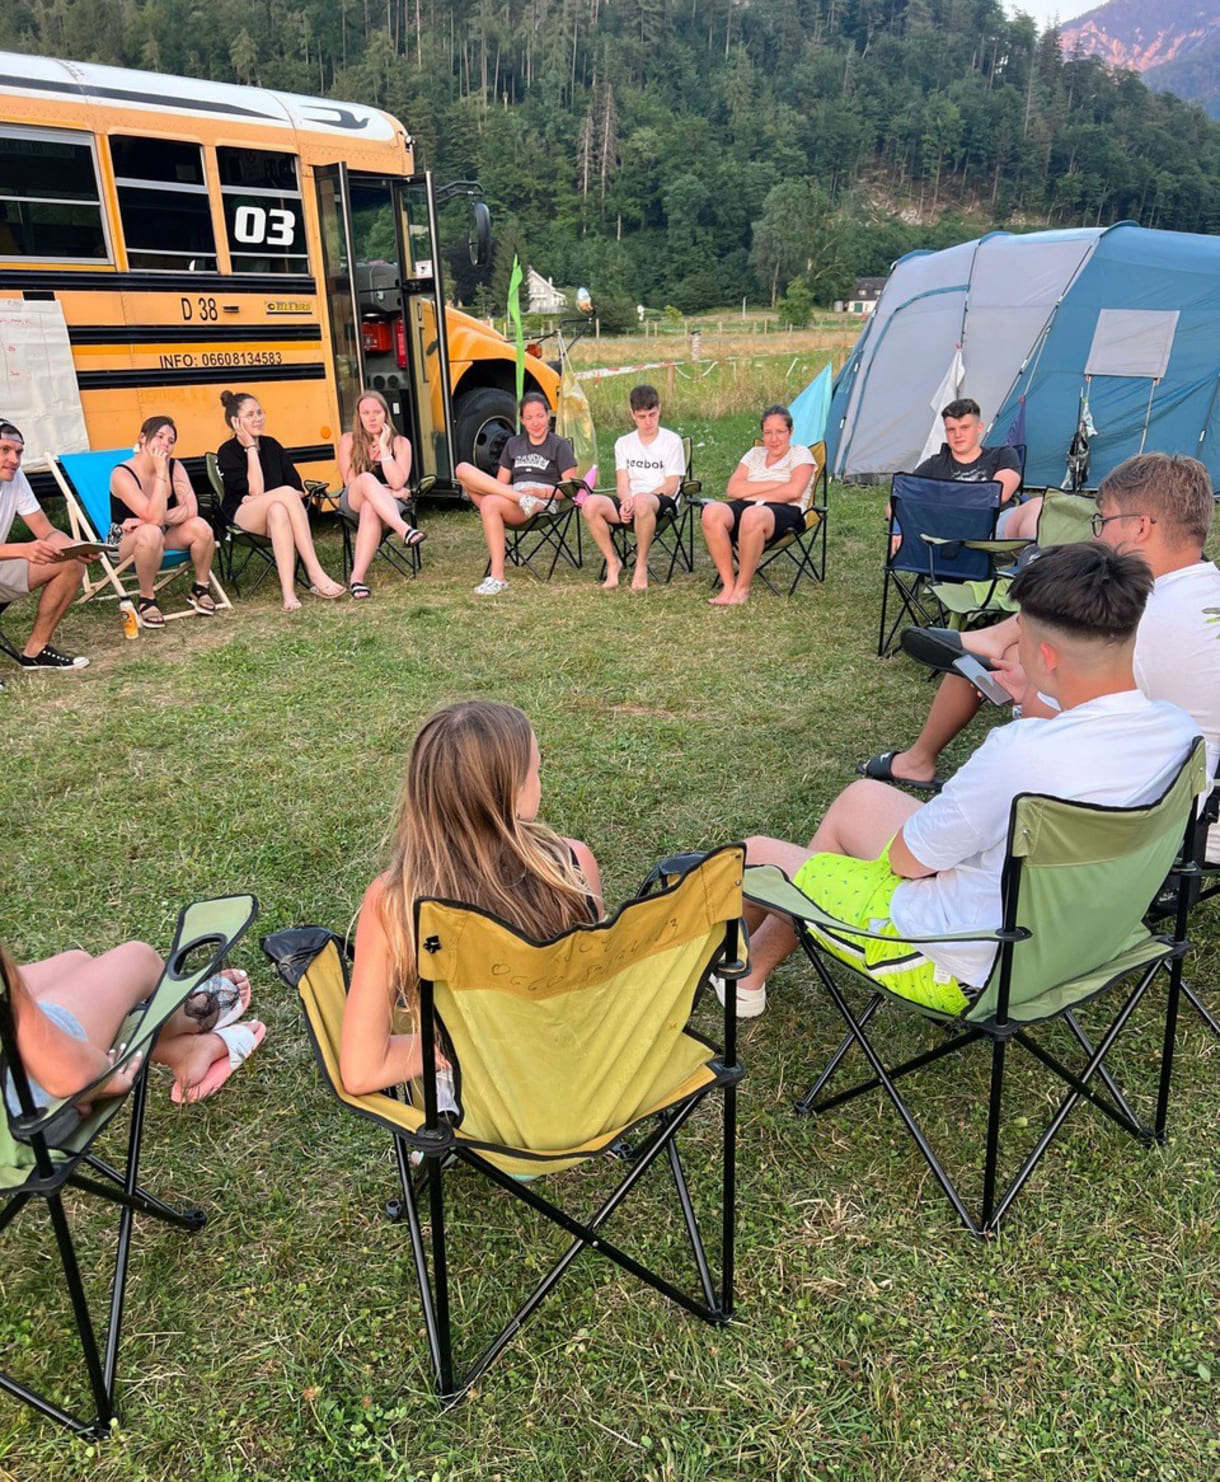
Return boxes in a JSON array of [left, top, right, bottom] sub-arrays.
[[0, 419, 93, 678]]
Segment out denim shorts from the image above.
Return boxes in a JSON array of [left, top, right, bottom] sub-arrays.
[[4, 1001, 89, 1116]]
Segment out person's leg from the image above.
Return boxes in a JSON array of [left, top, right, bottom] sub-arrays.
[[349, 495, 385, 588], [887, 674, 985, 784], [455, 461, 512, 504], [630, 493, 659, 590], [1000, 497, 1042, 540], [703, 503, 738, 602], [734, 835, 818, 994], [347, 476, 416, 587], [118, 523, 166, 602], [21, 553, 85, 656], [23, 941, 163, 1046], [807, 779, 923, 857], [582, 494, 625, 588], [475, 495, 534, 584], [729, 504, 778, 603], [237, 488, 342, 607], [163, 516, 217, 587]]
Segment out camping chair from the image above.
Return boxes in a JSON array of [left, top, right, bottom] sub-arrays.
[[931, 489, 1097, 629], [0, 893, 258, 1436], [754, 440, 830, 594], [582, 436, 702, 584], [291, 844, 746, 1402], [0, 602, 21, 664], [332, 476, 434, 584], [49, 451, 230, 625], [1148, 780, 1220, 1041], [743, 741, 1207, 1237], [491, 490, 583, 581], [202, 452, 312, 596], [877, 474, 1003, 656]]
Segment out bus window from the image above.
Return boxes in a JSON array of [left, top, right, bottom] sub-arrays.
[[110, 135, 217, 271], [0, 128, 109, 261], [217, 148, 308, 276]]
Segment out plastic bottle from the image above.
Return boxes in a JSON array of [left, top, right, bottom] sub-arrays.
[[572, 464, 597, 508], [120, 600, 139, 640]]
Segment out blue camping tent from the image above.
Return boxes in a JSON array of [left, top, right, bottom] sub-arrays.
[[828, 223, 1220, 489]]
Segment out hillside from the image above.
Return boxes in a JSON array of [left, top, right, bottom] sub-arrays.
[[1061, 0, 1220, 115]]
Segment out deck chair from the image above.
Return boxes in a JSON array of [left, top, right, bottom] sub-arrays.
[[754, 440, 830, 594], [49, 451, 230, 625], [585, 436, 702, 584], [0, 893, 258, 1436], [877, 474, 1003, 656], [333, 476, 434, 584], [293, 844, 746, 1402], [932, 489, 1097, 629], [743, 741, 1207, 1237], [203, 452, 302, 595]]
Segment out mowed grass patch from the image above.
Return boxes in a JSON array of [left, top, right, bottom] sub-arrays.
[[1, 424, 1217, 1481]]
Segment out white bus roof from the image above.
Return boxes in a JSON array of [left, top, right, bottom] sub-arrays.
[[0, 51, 407, 145]]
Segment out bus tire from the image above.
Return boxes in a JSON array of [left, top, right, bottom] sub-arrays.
[[453, 386, 518, 477]]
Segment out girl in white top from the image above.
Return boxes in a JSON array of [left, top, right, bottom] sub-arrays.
[[702, 404, 815, 606], [337, 391, 426, 600]]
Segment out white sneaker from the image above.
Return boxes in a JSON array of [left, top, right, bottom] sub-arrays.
[[473, 576, 509, 596], [710, 972, 767, 1019]]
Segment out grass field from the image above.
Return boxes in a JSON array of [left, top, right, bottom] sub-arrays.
[[2, 414, 1218, 1481]]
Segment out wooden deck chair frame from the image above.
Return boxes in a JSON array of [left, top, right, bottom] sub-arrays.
[[743, 742, 1206, 1238], [49, 452, 231, 625], [492, 495, 584, 581], [877, 474, 1003, 656], [754, 441, 830, 595], [585, 435, 702, 585], [0, 893, 258, 1437], [0, 601, 21, 664], [292, 845, 747, 1403]]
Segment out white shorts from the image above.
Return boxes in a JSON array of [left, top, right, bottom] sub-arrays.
[[0, 556, 31, 603]]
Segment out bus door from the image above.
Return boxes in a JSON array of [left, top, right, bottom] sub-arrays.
[[314, 163, 364, 437], [337, 171, 455, 487]]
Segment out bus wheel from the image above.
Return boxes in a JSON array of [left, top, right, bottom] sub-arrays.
[[454, 387, 517, 477]]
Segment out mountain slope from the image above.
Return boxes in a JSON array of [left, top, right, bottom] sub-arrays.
[[1061, 0, 1220, 114]]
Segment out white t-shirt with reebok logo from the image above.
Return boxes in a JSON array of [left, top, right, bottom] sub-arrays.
[[613, 427, 685, 497]]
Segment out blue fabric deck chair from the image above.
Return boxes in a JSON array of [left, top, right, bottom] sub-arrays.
[[50, 450, 230, 625], [743, 742, 1207, 1237], [0, 894, 258, 1437], [289, 845, 746, 1403], [877, 473, 1003, 656]]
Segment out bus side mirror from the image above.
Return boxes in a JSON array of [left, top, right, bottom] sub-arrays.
[[469, 201, 491, 268]]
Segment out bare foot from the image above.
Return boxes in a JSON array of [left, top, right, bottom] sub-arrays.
[[709, 590, 736, 605], [282, 593, 302, 612], [169, 1031, 225, 1097], [601, 561, 622, 590], [630, 570, 649, 592], [727, 590, 749, 605]]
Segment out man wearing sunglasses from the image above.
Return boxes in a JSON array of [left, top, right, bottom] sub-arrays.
[[856, 452, 1220, 861]]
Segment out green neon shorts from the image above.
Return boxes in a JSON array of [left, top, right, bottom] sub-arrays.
[[793, 844, 970, 1015]]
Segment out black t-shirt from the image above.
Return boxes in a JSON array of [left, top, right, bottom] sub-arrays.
[[498, 431, 576, 490], [914, 444, 1021, 486], [216, 435, 304, 521]]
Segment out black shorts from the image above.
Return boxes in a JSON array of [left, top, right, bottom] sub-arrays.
[[608, 492, 677, 523], [726, 500, 804, 543]]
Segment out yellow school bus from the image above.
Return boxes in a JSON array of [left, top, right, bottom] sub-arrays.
[[0, 51, 559, 491]]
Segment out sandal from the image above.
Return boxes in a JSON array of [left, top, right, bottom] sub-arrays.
[[187, 583, 216, 616], [350, 581, 371, 600], [856, 751, 943, 793], [402, 526, 427, 548], [182, 969, 251, 1033], [136, 596, 165, 628], [308, 583, 344, 600], [171, 1020, 266, 1105]]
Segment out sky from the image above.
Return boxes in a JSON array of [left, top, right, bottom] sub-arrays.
[[1007, 0, 1098, 26]]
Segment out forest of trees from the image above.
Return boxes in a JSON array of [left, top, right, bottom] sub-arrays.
[[6, 0, 1220, 323]]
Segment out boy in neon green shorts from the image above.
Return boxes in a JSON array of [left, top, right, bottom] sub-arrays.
[[730, 542, 1200, 1019]]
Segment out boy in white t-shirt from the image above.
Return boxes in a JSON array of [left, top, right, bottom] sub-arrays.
[[582, 384, 685, 591], [730, 543, 1200, 1018], [0, 419, 93, 679]]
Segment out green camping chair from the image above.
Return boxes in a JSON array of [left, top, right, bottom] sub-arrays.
[[1147, 780, 1220, 1042], [743, 741, 1207, 1237], [0, 894, 258, 1436], [292, 845, 745, 1402]]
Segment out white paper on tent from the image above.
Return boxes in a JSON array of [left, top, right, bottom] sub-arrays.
[[1084, 309, 1178, 380], [917, 348, 965, 464], [0, 299, 89, 462]]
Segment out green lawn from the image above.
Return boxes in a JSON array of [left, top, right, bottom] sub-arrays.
[[2, 417, 1218, 1480]]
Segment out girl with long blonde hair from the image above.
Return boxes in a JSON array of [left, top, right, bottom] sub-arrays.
[[339, 701, 602, 1095], [337, 391, 426, 599]]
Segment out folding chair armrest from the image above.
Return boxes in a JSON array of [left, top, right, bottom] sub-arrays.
[[415, 475, 437, 498], [742, 865, 1029, 946], [305, 481, 341, 513], [680, 478, 703, 498]]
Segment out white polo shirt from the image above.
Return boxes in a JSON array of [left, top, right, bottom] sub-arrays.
[[0, 467, 40, 545], [613, 427, 685, 498], [891, 690, 1200, 987]]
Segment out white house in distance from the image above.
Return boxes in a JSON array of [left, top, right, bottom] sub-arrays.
[[837, 277, 887, 315], [526, 269, 567, 314]]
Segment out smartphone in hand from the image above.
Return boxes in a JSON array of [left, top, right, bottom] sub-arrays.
[[953, 653, 1013, 707]]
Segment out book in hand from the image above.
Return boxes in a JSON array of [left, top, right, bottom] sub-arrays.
[[58, 540, 119, 561]]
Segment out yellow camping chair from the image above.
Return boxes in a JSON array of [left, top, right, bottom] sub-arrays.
[[294, 845, 746, 1402]]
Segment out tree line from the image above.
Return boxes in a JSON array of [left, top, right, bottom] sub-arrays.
[[7, 0, 1220, 324]]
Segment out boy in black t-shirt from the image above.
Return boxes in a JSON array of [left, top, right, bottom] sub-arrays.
[[912, 397, 1035, 537]]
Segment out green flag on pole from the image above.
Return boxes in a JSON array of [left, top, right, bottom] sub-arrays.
[[507, 255, 525, 405]]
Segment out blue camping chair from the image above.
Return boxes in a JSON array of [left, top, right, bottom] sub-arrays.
[[50, 450, 230, 626], [877, 473, 1002, 657]]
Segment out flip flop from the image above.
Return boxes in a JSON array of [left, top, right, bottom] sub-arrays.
[[900, 627, 997, 674], [182, 969, 251, 1033], [172, 1020, 266, 1104], [349, 581, 371, 600], [309, 584, 345, 600], [857, 751, 944, 793], [402, 526, 427, 548]]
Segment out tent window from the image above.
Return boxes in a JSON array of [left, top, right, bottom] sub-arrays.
[[1084, 309, 1178, 380]]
